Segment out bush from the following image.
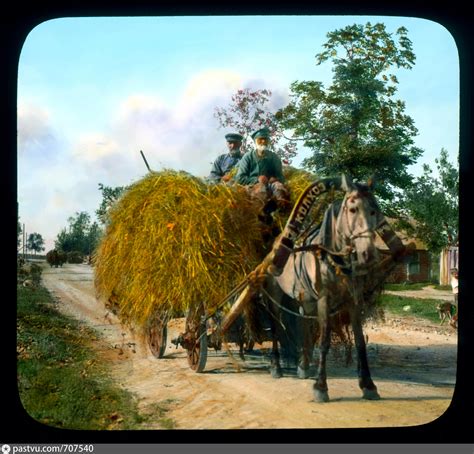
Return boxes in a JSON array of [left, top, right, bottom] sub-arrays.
[[46, 249, 68, 268], [17, 261, 42, 286], [67, 251, 84, 264], [29, 264, 42, 285]]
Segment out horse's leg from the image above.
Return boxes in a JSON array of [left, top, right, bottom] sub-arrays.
[[313, 296, 331, 402], [237, 319, 246, 360], [263, 278, 284, 378], [238, 339, 245, 360], [297, 314, 315, 379], [270, 325, 283, 378], [351, 308, 380, 400], [267, 297, 282, 378]]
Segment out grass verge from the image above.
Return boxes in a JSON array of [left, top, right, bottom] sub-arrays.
[[383, 282, 431, 291], [384, 282, 452, 292], [379, 293, 450, 324], [17, 284, 175, 430]]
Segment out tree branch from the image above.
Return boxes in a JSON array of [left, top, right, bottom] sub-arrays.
[[280, 132, 335, 145]]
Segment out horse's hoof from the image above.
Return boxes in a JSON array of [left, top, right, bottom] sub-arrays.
[[362, 388, 381, 400], [270, 367, 283, 379], [314, 389, 330, 403], [297, 366, 310, 379]]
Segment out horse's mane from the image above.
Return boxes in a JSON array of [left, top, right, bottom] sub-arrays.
[[310, 199, 343, 252]]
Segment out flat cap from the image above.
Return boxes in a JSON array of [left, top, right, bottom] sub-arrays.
[[251, 127, 270, 140], [225, 133, 244, 142]]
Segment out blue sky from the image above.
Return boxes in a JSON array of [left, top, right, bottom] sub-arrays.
[[17, 15, 460, 252]]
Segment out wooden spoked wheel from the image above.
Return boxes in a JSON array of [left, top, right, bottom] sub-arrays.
[[147, 315, 168, 358], [185, 303, 208, 373]]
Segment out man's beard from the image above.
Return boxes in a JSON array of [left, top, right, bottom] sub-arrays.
[[229, 149, 241, 157], [256, 144, 269, 155]]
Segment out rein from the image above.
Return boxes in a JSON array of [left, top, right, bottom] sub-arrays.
[[260, 286, 348, 320], [260, 286, 318, 320]]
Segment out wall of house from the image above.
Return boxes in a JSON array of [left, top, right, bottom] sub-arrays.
[[385, 250, 431, 283], [440, 246, 459, 285]]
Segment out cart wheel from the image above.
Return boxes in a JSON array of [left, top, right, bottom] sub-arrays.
[[185, 303, 208, 372], [147, 316, 168, 358]]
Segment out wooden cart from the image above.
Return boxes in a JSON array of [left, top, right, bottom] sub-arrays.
[[145, 281, 266, 372]]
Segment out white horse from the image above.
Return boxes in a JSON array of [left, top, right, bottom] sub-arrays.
[[262, 174, 407, 402]]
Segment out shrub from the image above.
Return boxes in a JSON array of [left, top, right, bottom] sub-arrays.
[[67, 251, 84, 264]]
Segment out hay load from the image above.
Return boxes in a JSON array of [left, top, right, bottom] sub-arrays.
[[94, 167, 334, 331], [94, 170, 271, 328]]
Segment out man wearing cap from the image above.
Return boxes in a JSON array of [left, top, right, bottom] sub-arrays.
[[235, 127, 290, 208], [207, 133, 244, 184]]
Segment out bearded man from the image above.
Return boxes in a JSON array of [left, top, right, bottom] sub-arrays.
[[235, 127, 290, 209]]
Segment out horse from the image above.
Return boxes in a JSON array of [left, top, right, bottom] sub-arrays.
[[258, 174, 408, 402]]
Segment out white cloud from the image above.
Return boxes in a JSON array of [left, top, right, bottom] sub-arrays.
[[72, 134, 120, 162], [98, 69, 291, 177], [92, 69, 250, 178], [18, 69, 292, 247], [176, 69, 242, 117], [17, 102, 59, 163]]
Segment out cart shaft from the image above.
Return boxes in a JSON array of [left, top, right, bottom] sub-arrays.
[[219, 285, 254, 334]]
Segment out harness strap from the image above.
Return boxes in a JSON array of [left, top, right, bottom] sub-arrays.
[[292, 243, 352, 257], [261, 287, 318, 320], [261, 286, 347, 320]]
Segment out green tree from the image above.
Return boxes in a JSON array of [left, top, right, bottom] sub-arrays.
[[86, 221, 102, 255], [214, 88, 297, 163], [276, 22, 423, 211], [96, 183, 127, 226], [55, 211, 103, 255], [397, 149, 458, 253], [18, 217, 22, 251], [27, 233, 45, 256]]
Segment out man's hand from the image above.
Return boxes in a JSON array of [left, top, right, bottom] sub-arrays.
[[258, 175, 268, 184], [221, 174, 232, 182]]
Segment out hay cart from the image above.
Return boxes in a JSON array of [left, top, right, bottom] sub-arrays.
[[145, 273, 269, 373], [143, 174, 410, 373]]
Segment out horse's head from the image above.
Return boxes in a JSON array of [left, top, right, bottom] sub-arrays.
[[336, 175, 383, 268]]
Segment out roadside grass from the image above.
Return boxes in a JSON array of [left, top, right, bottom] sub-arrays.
[[17, 284, 176, 430], [433, 284, 452, 291], [384, 282, 452, 292], [383, 282, 431, 291], [379, 293, 447, 324]]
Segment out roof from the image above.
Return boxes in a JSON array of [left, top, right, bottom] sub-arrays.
[[375, 219, 428, 251]]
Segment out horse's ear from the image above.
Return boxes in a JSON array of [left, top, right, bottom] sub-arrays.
[[340, 174, 355, 192]]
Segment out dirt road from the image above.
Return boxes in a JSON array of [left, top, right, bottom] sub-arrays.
[[40, 262, 457, 429]]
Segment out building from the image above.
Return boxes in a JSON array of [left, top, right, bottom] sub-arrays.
[[375, 235, 431, 284], [439, 245, 459, 286]]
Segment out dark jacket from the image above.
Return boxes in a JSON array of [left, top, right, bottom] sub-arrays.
[[235, 149, 285, 185], [208, 153, 241, 182]]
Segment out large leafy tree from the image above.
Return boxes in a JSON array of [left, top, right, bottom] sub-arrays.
[[276, 22, 423, 210], [397, 149, 458, 253], [214, 88, 297, 164], [55, 211, 103, 255], [26, 232, 45, 255]]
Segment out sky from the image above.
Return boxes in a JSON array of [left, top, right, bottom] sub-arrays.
[[17, 15, 460, 253]]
